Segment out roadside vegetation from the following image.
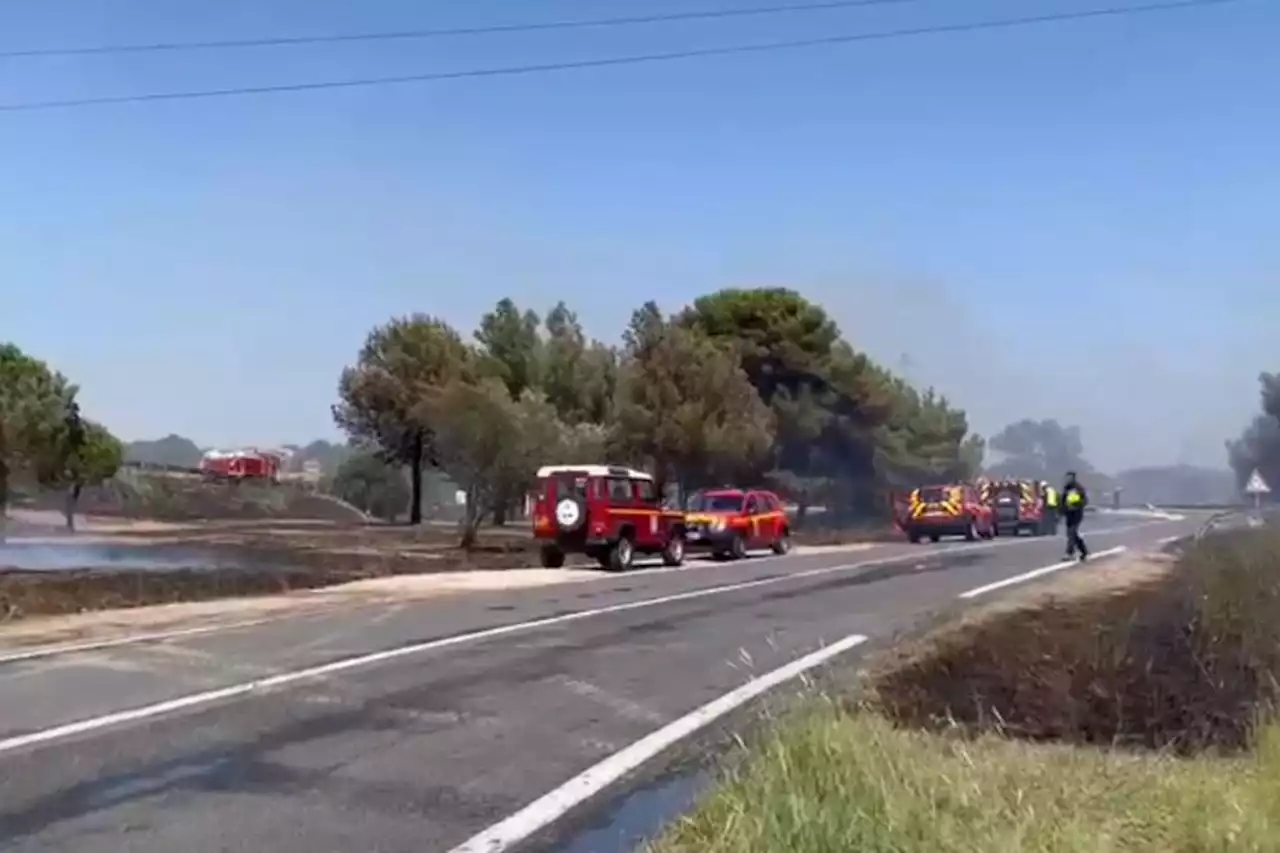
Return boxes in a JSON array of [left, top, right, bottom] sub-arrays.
[[0, 343, 123, 534], [652, 527, 1280, 853]]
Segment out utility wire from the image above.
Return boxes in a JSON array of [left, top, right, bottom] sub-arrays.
[[0, 0, 921, 59], [0, 0, 1243, 114]]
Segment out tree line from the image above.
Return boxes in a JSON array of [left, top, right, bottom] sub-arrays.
[[0, 343, 124, 533], [332, 287, 985, 543]]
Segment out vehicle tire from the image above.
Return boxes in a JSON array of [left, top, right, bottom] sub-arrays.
[[662, 531, 686, 567], [908, 532, 922, 544], [929, 534, 941, 543], [964, 518, 979, 541], [540, 544, 566, 569], [607, 536, 635, 572], [771, 529, 791, 555], [728, 532, 748, 561]]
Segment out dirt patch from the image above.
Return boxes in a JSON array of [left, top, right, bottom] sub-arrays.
[[0, 566, 615, 651], [868, 528, 1280, 753]]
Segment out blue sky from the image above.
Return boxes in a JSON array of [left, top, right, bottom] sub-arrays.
[[2, 0, 1276, 472]]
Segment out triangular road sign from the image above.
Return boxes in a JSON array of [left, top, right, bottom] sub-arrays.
[[1245, 469, 1271, 494]]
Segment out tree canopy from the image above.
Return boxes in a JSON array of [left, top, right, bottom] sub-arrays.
[[334, 287, 988, 540], [985, 418, 1093, 481], [0, 343, 122, 532]]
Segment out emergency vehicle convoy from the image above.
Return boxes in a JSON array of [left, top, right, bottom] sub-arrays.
[[529, 462, 1061, 571], [530, 465, 794, 571], [899, 476, 1058, 543]]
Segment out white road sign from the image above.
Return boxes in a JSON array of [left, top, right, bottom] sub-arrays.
[[1245, 469, 1271, 494]]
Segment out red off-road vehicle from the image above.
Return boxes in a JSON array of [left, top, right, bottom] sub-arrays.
[[531, 464, 687, 572], [684, 488, 791, 560]]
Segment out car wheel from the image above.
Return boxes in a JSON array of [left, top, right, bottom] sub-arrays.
[[607, 536, 634, 572], [662, 532, 686, 567], [540, 544, 566, 569], [929, 534, 941, 543], [908, 532, 922, 544], [771, 529, 791, 555], [728, 532, 748, 561], [965, 519, 979, 541]]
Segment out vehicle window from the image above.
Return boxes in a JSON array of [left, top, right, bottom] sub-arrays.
[[607, 478, 633, 502], [764, 494, 781, 511], [687, 492, 745, 512], [745, 496, 760, 514], [633, 479, 657, 504], [917, 486, 947, 502], [554, 475, 589, 500]]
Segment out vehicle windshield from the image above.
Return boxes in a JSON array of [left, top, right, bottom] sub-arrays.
[[687, 492, 745, 512], [917, 486, 949, 503]]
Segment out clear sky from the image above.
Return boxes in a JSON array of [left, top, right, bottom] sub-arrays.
[[2, 0, 1276, 472]]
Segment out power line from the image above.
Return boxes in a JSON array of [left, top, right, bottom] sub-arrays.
[[0, 0, 1244, 114], [0, 0, 921, 60]]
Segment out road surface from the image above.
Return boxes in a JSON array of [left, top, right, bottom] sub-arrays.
[[0, 513, 1196, 852]]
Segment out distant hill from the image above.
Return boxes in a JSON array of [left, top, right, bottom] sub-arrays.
[[124, 435, 352, 475]]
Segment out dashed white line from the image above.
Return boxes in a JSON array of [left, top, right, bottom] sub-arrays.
[[445, 633, 869, 853], [957, 546, 1127, 599], [0, 546, 981, 756]]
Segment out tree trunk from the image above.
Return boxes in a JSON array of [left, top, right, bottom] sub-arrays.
[[408, 432, 424, 526], [459, 485, 483, 550], [64, 483, 82, 532]]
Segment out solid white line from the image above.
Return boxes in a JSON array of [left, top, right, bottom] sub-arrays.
[[0, 520, 1162, 663], [444, 633, 869, 853], [0, 545, 989, 756], [0, 619, 276, 666], [957, 545, 1127, 599]]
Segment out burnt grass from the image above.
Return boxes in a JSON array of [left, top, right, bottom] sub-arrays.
[[0, 532, 546, 621], [0, 519, 891, 621], [870, 527, 1280, 754]]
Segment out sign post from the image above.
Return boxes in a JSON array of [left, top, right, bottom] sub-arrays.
[[1244, 469, 1271, 510]]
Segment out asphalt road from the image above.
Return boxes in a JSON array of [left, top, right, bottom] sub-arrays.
[[0, 513, 1198, 853]]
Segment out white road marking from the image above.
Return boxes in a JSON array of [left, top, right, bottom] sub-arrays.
[[0, 519, 1164, 665], [445, 633, 869, 853], [0, 540, 1021, 755], [957, 546, 1127, 599]]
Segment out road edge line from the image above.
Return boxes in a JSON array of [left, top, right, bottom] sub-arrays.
[[444, 633, 869, 853], [957, 545, 1127, 599]]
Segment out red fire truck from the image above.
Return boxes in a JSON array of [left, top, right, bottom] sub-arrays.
[[198, 448, 287, 483]]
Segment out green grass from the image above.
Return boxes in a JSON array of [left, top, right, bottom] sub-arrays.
[[651, 704, 1280, 853], [650, 527, 1280, 853]]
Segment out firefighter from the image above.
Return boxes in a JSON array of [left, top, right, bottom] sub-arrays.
[[1042, 480, 1059, 534], [1061, 470, 1089, 560]]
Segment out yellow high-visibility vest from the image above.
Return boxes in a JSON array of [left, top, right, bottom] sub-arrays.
[[1045, 487, 1058, 507], [1065, 490, 1083, 507]]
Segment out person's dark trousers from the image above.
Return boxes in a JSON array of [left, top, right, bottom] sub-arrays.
[[1064, 511, 1088, 559]]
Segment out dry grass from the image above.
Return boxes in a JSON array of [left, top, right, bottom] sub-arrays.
[[653, 706, 1280, 853], [652, 527, 1280, 853]]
